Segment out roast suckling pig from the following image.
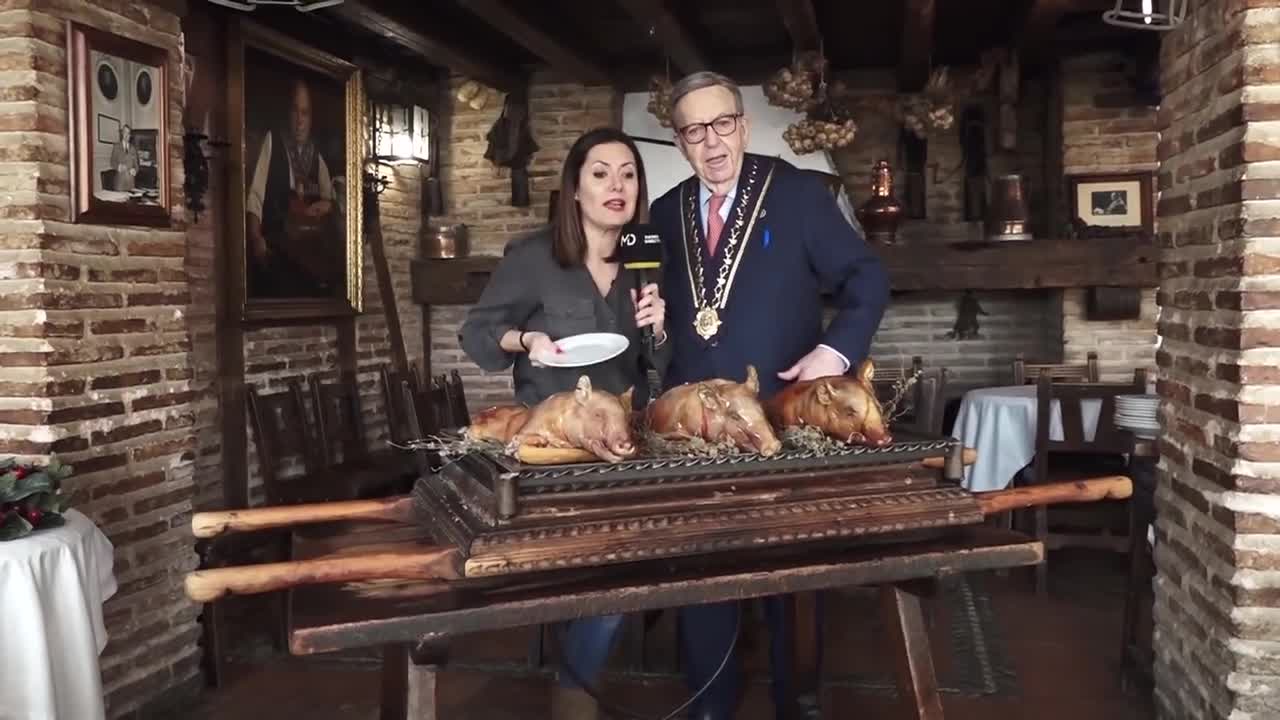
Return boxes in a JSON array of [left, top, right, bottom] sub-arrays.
[[507, 376, 637, 463], [466, 404, 530, 444], [645, 365, 782, 456], [765, 358, 891, 446]]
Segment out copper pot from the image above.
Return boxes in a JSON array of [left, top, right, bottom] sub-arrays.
[[984, 174, 1032, 241], [422, 223, 470, 258], [855, 160, 903, 245]]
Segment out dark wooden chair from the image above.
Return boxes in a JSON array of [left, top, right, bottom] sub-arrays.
[[1120, 448, 1158, 692], [309, 371, 414, 498], [1021, 372, 1144, 594], [1012, 350, 1100, 385]]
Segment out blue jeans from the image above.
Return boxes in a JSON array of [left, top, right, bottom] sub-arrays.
[[557, 597, 814, 720]]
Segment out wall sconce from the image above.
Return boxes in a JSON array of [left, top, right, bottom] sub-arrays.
[[370, 100, 430, 165], [1102, 0, 1187, 30]]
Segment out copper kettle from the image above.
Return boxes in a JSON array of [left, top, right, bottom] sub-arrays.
[[984, 174, 1032, 241], [422, 223, 470, 258]]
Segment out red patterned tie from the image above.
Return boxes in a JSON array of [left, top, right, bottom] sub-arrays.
[[706, 194, 727, 256]]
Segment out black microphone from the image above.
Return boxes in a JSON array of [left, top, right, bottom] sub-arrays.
[[617, 223, 664, 353]]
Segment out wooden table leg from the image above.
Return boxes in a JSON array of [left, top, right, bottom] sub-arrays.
[[382, 633, 449, 720], [880, 582, 944, 720]]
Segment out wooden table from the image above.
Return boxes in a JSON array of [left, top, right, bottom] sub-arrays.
[[287, 522, 1042, 719]]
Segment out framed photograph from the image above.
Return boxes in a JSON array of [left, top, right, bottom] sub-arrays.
[[67, 22, 170, 227], [228, 19, 363, 323], [1067, 173, 1154, 235]]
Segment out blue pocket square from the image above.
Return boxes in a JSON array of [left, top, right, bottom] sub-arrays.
[[762, 228, 771, 248]]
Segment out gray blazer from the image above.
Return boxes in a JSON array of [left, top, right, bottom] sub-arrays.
[[458, 229, 672, 409]]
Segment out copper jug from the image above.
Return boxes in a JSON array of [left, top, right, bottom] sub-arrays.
[[855, 160, 903, 245], [984, 173, 1032, 241]]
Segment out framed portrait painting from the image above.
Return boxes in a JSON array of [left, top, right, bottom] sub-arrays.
[[1067, 173, 1154, 236], [66, 22, 171, 227], [228, 19, 363, 323]]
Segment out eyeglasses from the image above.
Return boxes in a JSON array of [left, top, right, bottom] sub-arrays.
[[676, 113, 742, 144]]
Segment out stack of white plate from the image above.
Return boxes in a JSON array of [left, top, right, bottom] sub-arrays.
[[1115, 394, 1160, 438]]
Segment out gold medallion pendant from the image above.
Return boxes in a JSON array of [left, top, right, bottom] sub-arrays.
[[694, 306, 721, 340]]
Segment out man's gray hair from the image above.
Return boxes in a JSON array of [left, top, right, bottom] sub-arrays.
[[670, 71, 744, 120]]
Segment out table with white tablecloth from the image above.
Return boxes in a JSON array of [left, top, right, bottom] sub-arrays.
[[0, 509, 117, 720], [950, 384, 1103, 492]]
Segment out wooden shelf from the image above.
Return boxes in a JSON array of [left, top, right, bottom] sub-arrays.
[[410, 237, 1159, 307], [877, 236, 1159, 291]]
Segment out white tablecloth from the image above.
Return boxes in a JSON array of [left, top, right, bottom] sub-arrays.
[[951, 385, 1102, 492], [0, 509, 117, 720]]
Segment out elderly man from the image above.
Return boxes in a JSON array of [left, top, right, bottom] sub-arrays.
[[651, 71, 891, 719]]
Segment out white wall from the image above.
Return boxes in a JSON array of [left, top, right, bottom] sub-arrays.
[[621, 85, 841, 200]]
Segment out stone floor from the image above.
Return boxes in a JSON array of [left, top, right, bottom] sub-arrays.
[[179, 547, 1154, 720]]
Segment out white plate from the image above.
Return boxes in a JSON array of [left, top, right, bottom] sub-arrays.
[[537, 332, 629, 368]]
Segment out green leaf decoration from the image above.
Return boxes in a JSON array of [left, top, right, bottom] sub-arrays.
[[9, 473, 52, 501], [0, 513, 32, 541], [0, 472, 16, 501]]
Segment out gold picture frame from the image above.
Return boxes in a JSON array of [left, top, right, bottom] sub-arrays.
[[66, 21, 172, 227], [227, 18, 363, 323]]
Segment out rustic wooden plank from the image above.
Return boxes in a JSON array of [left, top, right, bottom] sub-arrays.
[[878, 237, 1160, 290], [881, 582, 945, 719], [616, 0, 711, 74], [455, 0, 614, 85], [899, 0, 936, 91], [329, 1, 519, 92], [411, 237, 1158, 305], [289, 526, 1042, 654]]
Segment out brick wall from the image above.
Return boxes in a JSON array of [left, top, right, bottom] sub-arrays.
[[1059, 52, 1160, 383], [428, 76, 620, 407], [1154, 1, 1280, 717], [0, 1, 205, 715]]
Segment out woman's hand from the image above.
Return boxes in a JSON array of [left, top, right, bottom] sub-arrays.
[[523, 331, 561, 367], [632, 283, 666, 343]]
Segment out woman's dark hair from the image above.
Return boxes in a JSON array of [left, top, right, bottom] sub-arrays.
[[550, 127, 650, 268]]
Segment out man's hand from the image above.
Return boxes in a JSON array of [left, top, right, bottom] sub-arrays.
[[777, 346, 847, 382]]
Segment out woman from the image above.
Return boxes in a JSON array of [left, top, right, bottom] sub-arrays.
[[458, 127, 669, 719], [459, 126, 669, 409]]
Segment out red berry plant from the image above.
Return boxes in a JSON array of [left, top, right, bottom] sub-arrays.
[[0, 456, 72, 540]]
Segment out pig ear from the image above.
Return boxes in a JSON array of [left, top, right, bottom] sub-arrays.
[[744, 365, 759, 395], [856, 359, 875, 386], [620, 385, 634, 409], [815, 379, 834, 406], [575, 375, 593, 404]]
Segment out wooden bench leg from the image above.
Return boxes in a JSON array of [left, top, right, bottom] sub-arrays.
[[382, 634, 449, 720], [880, 582, 944, 720]]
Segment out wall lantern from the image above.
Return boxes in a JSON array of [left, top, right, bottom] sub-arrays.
[[370, 100, 430, 165], [206, 0, 345, 11], [1102, 0, 1187, 31]]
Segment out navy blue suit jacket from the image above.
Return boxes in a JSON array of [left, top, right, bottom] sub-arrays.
[[652, 154, 890, 400]]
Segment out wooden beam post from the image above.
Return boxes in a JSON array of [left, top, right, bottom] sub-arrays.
[[616, 0, 711, 75], [899, 0, 936, 92], [776, 0, 822, 52], [329, 1, 520, 92], [455, 0, 614, 86]]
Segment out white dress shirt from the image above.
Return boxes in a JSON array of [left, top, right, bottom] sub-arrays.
[[697, 180, 851, 372]]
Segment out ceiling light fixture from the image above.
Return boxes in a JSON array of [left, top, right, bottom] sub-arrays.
[[1101, 0, 1188, 31], [206, 0, 344, 12]]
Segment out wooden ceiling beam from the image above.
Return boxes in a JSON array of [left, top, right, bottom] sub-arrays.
[[776, 0, 822, 52], [615, 0, 711, 75], [455, 0, 614, 86], [899, 0, 936, 92], [1016, 0, 1087, 65], [327, 0, 520, 91]]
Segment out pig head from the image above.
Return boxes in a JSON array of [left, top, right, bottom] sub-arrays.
[[646, 365, 782, 456], [507, 376, 637, 462], [466, 404, 531, 444], [765, 358, 891, 447]]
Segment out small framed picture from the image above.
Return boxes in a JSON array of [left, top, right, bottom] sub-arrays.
[[1067, 173, 1153, 235], [67, 22, 171, 227]]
